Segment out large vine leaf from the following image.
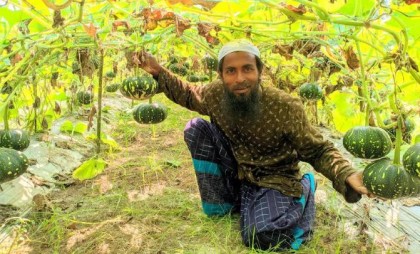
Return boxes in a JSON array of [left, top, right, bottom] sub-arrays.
[[72, 157, 107, 181], [335, 0, 375, 18], [0, 7, 31, 33]]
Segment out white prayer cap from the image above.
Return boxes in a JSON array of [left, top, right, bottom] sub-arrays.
[[217, 39, 260, 63]]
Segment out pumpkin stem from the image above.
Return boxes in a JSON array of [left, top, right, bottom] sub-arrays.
[[393, 115, 403, 165], [3, 102, 9, 131]]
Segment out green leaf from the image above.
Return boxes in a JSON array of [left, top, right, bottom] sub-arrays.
[[330, 91, 364, 133], [101, 136, 120, 150], [59, 121, 86, 134], [335, 0, 375, 18], [74, 122, 87, 134], [54, 91, 68, 101], [387, 10, 420, 41], [165, 159, 181, 168], [0, 7, 31, 30], [414, 135, 420, 144], [60, 120, 74, 132], [86, 132, 120, 150], [102, 105, 111, 112], [72, 158, 107, 181]]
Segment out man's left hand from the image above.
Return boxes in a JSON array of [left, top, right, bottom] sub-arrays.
[[346, 171, 374, 198]]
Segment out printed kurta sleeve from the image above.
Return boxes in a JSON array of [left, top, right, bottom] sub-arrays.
[[285, 98, 361, 203], [156, 67, 212, 115]]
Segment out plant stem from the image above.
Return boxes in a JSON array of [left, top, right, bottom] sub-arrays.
[[354, 39, 373, 126], [3, 102, 9, 131], [96, 49, 104, 155], [393, 115, 403, 165]]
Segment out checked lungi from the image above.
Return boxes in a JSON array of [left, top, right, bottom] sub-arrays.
[[184, 118, 316, 251]]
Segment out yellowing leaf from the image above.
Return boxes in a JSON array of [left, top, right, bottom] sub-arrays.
[[211, 1, 251, 15], [83, 23, 98, 37], [72, 158, 107, 181]]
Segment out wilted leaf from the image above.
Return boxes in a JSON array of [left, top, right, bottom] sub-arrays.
[[197, 22, 221, 45], [405, 0, 420, 4], [272, 44, 294, 60], [33, 96, 41, 108], [41, 117, 49, 130], [175, 17, 191, 36], [139, 8, 179, 31], [112, 20, 130, 32], [408, 56, 418, 72], [87, 106, 97, 131], [292, 39, 321, 57], [284, 4, 306, 15], [54, 101, 61, 114], [83, 23, 98, 38], [342, 45, 360, 70], [166, 0, 220, 9], [72, 158, 107, 181], [53, 10, 64, 28]]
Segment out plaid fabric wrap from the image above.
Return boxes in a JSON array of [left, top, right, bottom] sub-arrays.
[[184, 118, 316, 250]]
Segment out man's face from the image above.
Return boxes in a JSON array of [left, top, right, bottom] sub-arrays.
[[219, 51, 261, 120], [219, 51, 261, 99]]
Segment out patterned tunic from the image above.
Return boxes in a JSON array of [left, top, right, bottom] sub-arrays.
[[156, 68, 360, 202]]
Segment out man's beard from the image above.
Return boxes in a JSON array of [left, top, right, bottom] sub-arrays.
[[221, 82, 261, 122]]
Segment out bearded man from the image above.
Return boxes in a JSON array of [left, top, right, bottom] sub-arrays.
[[134, 39, 370, 251]]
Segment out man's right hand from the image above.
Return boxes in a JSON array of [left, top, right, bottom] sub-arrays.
[[132, 50, 162, 77]]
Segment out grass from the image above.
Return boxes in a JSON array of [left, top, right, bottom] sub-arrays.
[[2, 93, 408, 254]]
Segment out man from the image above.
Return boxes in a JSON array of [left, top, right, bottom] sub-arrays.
[[134, 39, 370, 251]]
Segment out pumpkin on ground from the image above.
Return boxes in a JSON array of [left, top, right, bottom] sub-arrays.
[[105, 71, 116, 79], [0, 129, 30, 151], [343, 126, 392, 159], [403, 143, 420, 178], [0, 147, 29, 184], [77, 91, 93, 105], [168, 63, 188, 76], [199, 75, 209, 82], [298, 82, 323, 101], [363, 157, 420, 199], [105, 83, 120, 93], [120, 76, 158, 100], [133, 103, 168, 124], [187, 74, 200, 83]]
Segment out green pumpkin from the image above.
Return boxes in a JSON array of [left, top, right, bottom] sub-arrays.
[[403, 144, 420, 178], [382, 118, 415, 143], [298, 82, 323, 101], [187, 74, 200, 83], [199, 75, 209, 82], [120, 76, 158, 100], [105, 83, 120, 93], [343, 126, 392, 159], [77, 91, 93, 105], [0, 147, 29, 184], [168, 63, 188, 76], [105, 71, 116, 79], [363, 158, 420, 199], [168, 56, 179, 64], [133, 103, 168, 124], [0, 129, 30, 151]]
